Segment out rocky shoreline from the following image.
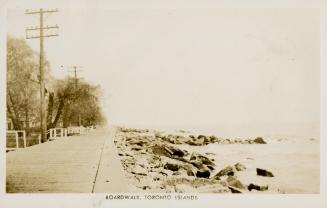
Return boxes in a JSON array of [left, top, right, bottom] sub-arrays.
[[114, 127, 274, 193]]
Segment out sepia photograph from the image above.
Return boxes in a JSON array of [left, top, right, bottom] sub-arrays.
[[0, 0, 326, 208]]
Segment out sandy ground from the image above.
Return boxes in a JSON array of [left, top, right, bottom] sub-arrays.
[[113, 126, 319, 194]]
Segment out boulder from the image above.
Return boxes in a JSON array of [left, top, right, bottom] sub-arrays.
[[248, 183, 269, 191], [165, 145, 186, 157], [215, 166, 234, 177], [209, 136, 218, 143], [228, 186, 242, 193], [206, 165, 215, 171], [253, 137, 267, 144], [185, 140, 202, 146], [164, 163, 179, 172], [197, 135, 207, 140], [190, 152, 215, 166], [256, 168, 274, 177], [131, 146, 142, 151], [196, 169, 211, 178], [190, 160, 204, 169], [226, 176, 246, 189], [180, 165, 195, 177], [131, 165, 148, 176], [234, 162, 246, 171], [151, 145, 173, 157]]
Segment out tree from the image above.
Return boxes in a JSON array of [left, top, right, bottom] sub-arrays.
[[7, 36, 40, 130], [47, 77, 105, 129], [7, 36, 105, 133]]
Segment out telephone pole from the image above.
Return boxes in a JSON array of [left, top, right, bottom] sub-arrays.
[[67, 66, 83, 88], [67, 66, 83, 126], [25, 8, 59, 143]]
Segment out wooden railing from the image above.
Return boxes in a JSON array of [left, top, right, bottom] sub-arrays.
[[47, 128, 68, 140], [7, 130, 26, 149]]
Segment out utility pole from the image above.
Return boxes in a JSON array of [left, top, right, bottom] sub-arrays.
[[67, 66, 83, 88], [25, 8, 59, 143], [67, 66, 83, 126]]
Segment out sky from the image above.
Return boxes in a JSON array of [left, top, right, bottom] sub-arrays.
[[4, 1, 320, 138]]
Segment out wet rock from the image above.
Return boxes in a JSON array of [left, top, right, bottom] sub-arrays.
[[257, 168, 274, 177], [226, 176, 246, 189], [196, 169, 211, 178], [234, 163, 246, 171], [215, 166, 234, 177], [164, 163, 179, 172], [248, 183, 269, 191], [253, 137, 266, 144]]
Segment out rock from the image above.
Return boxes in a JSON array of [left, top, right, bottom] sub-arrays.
[[228, 186, 242, 193], [253, 137, 267, 144], [194, 184, 231, 193], [196, 169, 211, 178], [227, 171, 234, 176], [197, 135, 206, 140], [185, 140, 203, 146], [190, 152, 215, 166], [206, 165, 215, 171], [151, 145, 172, 157], [131, 146, 142, 151], [215, 166, 234, 177], [190, 160, 204, 169], [212, 175, 220, 180], [209, 136, 218, 143], [234, 163, 246, 171], [131, 165, 148, 176], [186, 169, 195, 176], [165, 145, 186, 157], [226, 176, 246, 189], [164, 163, 179, 172], [179, 165, 195, 177], [256, 168, 274, 177], [248, 183, 269, 191]]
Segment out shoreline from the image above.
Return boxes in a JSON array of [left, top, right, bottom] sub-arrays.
[[112, 126, 319, 194]]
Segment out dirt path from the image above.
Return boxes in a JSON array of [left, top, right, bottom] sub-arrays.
[[6, 127, 129, 193]]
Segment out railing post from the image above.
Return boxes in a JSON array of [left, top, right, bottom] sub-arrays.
[[15, 132, 19, 149], [61, 128, 63, 137], [23, 131, 26, 148], [38, 134, 41, 144]]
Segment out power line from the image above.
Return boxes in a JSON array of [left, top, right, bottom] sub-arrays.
[[25, 8, 59, 143]]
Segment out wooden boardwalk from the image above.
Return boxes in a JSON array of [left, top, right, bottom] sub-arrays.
[[6, 128, 129, 193]]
